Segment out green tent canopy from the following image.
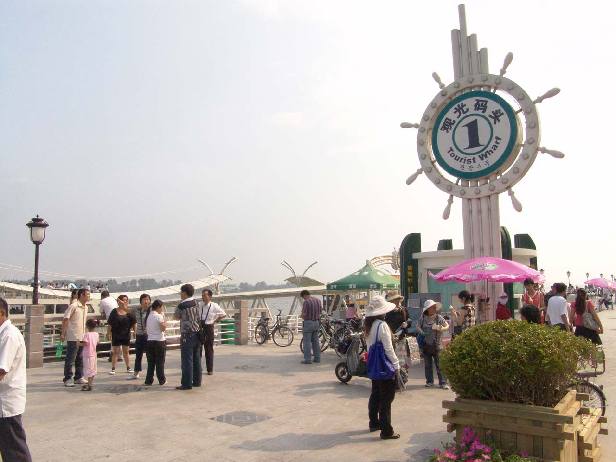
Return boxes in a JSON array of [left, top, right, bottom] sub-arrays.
[[326, 260, 400, 291]]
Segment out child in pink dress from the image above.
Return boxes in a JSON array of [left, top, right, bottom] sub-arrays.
[[81, 319, 99, 391]]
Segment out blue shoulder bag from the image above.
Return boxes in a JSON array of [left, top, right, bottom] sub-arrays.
[[367, 321, 396, 380]]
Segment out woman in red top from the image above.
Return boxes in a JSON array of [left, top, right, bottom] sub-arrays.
[[570, 288, 603, 344], [495, 293, 512, 320], [521, 278, 545, 323]]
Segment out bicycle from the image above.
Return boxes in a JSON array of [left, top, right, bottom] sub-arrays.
[[254, 310, 294, 347], [568, 347, 607, 416], [299, 315, 332, 354]]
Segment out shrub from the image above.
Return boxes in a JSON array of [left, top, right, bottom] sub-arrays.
[[440, 320, 596, 407]]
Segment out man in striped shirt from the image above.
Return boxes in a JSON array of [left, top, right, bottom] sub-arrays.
[[174, 284, 202, 390], [301, 290, 323, 364]]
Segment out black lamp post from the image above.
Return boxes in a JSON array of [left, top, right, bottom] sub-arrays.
[[566, 270, 571, 287], [26, 215, 49, 305]]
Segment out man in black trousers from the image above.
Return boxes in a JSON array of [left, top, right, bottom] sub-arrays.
[[198, 289, 227, 375], [174, 284, 202, 390]]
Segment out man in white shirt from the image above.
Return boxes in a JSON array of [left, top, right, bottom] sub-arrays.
[[198, 289, 227, 376], [99, 290, 118, 321], [99, 290, 118, 363], [545, 283, 571, 331], [0, 297, 32, 462], [61, 288, 90, 387]]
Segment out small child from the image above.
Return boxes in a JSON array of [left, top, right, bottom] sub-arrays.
[[81, 319, 99, 391]]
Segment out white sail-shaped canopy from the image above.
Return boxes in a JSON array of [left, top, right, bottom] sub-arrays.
[[0, 274, 229, 302]]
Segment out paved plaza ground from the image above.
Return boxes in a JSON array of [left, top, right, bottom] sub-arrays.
[[23, 311, 615, 462]]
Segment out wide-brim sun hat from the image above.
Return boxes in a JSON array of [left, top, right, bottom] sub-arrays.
[[365, 295, 396, 317], [422, 299, 441, 314], [385, 291, 404, 303]]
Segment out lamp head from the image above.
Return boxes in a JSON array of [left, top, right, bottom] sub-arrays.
[[26, 215, 49, 245]]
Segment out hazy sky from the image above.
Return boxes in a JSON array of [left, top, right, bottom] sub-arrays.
[[1, 0, 615, 287]]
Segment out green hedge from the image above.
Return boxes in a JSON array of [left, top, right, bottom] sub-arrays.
[[440, 321, 596, 407]]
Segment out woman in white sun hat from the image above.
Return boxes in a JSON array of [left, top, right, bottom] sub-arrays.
[[417, 299, 449, 389], [364, 295, 401, 440]]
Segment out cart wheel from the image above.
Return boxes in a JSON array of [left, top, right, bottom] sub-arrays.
[[570, 381, 606, 416], [335, 362, 352, 383]]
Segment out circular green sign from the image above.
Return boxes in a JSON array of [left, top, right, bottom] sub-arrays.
[[431, 90, 518, 180]]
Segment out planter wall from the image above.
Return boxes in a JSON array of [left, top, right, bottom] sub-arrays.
[[443, 390, 607, 462]]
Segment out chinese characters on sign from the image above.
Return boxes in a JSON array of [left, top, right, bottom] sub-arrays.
[[432, 90, 518, 179]]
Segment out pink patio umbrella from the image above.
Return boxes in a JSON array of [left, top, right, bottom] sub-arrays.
[[430, 256, 544, 284], [585, 278, 616, 290]]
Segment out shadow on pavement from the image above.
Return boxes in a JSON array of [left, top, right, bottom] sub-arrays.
[[294, 380, 368, 400], [232, 430, 375, 451]]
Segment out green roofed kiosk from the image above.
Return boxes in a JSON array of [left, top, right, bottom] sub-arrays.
[[327, 260, 400, 291], [325, 260, 400, 315]]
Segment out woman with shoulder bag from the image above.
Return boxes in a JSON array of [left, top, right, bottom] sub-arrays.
[[364, 296, 402, 440], [570, 288, 603, 344], [418, 300, 449, 389]]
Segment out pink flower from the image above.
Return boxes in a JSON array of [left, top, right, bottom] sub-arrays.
[[520, 451, 529, 458], [462, 427, 476, 445], [443, 450, 457, 459]]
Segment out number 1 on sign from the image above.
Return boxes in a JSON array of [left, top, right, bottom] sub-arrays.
[[462, 119, 483, 149]]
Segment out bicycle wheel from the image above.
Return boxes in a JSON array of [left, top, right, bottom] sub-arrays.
[[319, 329, 329, 352], [272, 326, 294, 347], [333, 327, 346, 358], [254, 324, 268, 345], [571, 381, 606, 416]]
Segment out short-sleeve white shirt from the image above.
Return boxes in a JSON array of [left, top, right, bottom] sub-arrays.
[[146, 311, 166, 341], [546, 295, 569, 326], [64, 301, 87, 342], [0, 320, 27, 417], [198, 302, 227, 325], [99, 297, 118, 320]]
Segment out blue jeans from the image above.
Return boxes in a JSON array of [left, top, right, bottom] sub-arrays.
[[424, 350, 445, 385], [180, 332, 202, 388], [302, 320, 320, 363], [63, 341, 83, 382]]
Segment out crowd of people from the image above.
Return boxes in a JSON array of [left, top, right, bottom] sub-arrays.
[[0, 278, 609, 461], [296, 280, 609, 443], [60, 285, 227, 390]]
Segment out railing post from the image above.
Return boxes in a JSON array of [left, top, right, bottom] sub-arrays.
[[25, 304, 45, 368], [234, 300, 249, 345]]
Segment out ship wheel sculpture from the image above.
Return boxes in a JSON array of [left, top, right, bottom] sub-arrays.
[[399, 4, 565, 318], [401, 8, 564, 219]]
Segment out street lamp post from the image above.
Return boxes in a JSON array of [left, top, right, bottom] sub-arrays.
[[26, 215, 49, 305], [566, 271, 571, 287]]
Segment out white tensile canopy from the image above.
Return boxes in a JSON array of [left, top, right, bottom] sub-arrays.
[[0, 274, 229, 302]]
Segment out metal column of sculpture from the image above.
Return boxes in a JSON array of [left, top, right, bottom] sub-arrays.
[[402, 5, 564, 318]]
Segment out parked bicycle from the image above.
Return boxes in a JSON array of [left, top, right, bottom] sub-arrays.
[[299, 316, 331, 354], [569, 347, 607, 416], [254, 310, 294, 347]]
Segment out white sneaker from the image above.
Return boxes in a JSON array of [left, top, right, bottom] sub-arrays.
[[127, 374, 139, 380], [75, 378, 88, 385], [109, 369, 116, 375], [64, 380, 75, 388]]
